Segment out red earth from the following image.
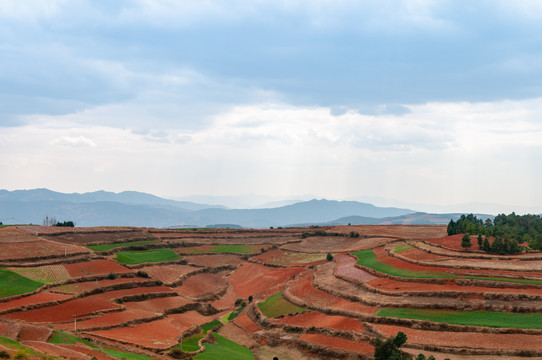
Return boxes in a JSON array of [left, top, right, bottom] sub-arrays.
[[0, 291, 72, 312], [228, 263, 302, 299], [299, 333, 374, 354], [183, 254, 247, 267], [286, 269, 377, 315], [54, 308, 154, 331], [273, 311, 366, 333], [139, 264, 196, 284], [375, 324, 542, 351], [174, 271, 229, 298], [64, 259, 133, 277], [5, 286, 173, 323], [334, 254, 377, 282], [233, 313, 261, 334]]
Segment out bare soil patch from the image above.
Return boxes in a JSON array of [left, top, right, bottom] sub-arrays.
[[253, 249, 327, 266], [0, 240, 90, 261], [139, 264, 195, 284], [183, 254, 246, 267], [281, 236, 390, 253], [335, 254, 377, 282], [174, 271, 229, 298], [228, 263, 302, 299], [299, 333, 374, 354], [65, 260, 132, 277], [234, 313, 261, 334], [331, 225, 447, 239], [0, 291, 71, 312], [273, 311, 366, 332]]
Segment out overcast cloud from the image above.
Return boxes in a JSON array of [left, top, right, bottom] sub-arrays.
[[1, 1, 541, 212]]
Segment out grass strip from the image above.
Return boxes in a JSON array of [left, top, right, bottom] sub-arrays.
[[393, 245, 413, 253], [88, 240, 160, 252], [113, 249, 181, 264], [353, 249, 542, 285], [1, 336, 54, 358], [0, 268, 44, 298], [257, 291, 309, 318], [50, 331, 151, 359], [377, 307, 542, 329], [174, 319, 222, 352], [194, 333, 254, 360]]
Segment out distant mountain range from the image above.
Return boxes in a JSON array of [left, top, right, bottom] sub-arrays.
[[0, 188, 492, 228]]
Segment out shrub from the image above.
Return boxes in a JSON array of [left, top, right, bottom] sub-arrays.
[[326, 253, 333, 261], [169, 348, 184, 358], [248, 295, 253, 303], [137, 270, 149, 278], [0, 350, 10, 359], [107, 272, 117, 280], [13, 352, 28, 360]]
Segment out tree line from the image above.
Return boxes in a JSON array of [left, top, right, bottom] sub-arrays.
[[448, 213, 542, 253]]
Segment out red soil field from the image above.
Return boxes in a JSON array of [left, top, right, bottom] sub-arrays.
[[367, 277, 542, 296], [17, 226, 136, 236], [233, 313, 261, 334], [281, 236, 390, 253], [299, 333, 374, 354], [22, 341, 90, 360], [17, 324, 51, 341], [124, 296, 192, 313], [335, 254, 377, 282], [375, 324, 542, 351], [0, 321, 19, 339], [0, 240, 90, 260], [334, 225, 447, 239], [423, 234, 477, 251], [252, 249, 326, 266], [0, 291, 72, 312], [396, 246, 450, 262], [65, 259, 132, 277], [0, 227, 40, 243], [60, 344, 118, 360], [373, 247, 542, 279], [139, 264, 196, 284], [54, 308, 154, 331], [51, 277, 150, 294], [174, 271, 229, 298], [273, 311, 366, 333], [286, 270, 377, 315], [183, 254, 246, 267], [5, 286, 173, 323], [211, 285, 238, 310], [228, 263, 302, 299], [89, 311, 218, 349]]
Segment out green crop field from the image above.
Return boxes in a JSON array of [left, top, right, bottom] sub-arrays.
[[50, 331, 151, 360], [377, 308, 542, 329], [113, 249, 181, 264], [352, 249, 454, 279], [0, 268, 44, 298], [184, 244, 264, 254], [88, 240, 160, 251], [353, 249, 542, 285], [194, 333, 254, 360], [174, 319, 222, 352], [0, 336, 49, 358], [257, 291, 309, 318], [392, 245, 413, 253]]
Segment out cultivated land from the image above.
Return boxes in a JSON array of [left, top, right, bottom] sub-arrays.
[[3, 224, 542, 359]]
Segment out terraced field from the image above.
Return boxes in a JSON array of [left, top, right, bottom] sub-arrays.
[[4, 224, 542, 359]]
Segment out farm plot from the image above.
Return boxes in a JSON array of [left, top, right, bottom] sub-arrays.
[[194, 333, 254, 360], [88, 240, 161, 252], [40, 228, 155, 245], [0, 269, 44, 298], [299, 333, 374, 355], [376, 307, 542, 329], [333, 225, 447, 239], [0, 240, 90, 261], [51, 277, 150, 295], [7, 264, 71, 283], [281, 236, 391, 253], [89, 311, 219, 349], [257, 291, 309, 318], [233, 313, 260, 334], [355, 248, 542, 284], [54, 308, 155, 331], [272, 311, 366, 333], [252, 249, 327, 266], [0, 291, 72, 312], [179, 244, 268, 254], [374, 324, 542, 352], [5, 286, 173, 323], [64, 259, 132, 277], [113, 249, 181, 264], [174, 271, 229, 298], [184, 254, 246, 267], [334, 254, 377, 282], [285, 269, 377, 315], [228, 263, 302, 299], [138, 264, 196, 284]]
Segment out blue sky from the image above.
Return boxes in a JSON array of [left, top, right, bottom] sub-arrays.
[[1, 1, 542, 212]]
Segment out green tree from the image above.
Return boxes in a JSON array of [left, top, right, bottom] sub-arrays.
[[326, 253, 333, 261], [461, 234, 472, 250], [374, 331, 409, 360], [483, 237, 491, 252], [477, 234, 483, 249]]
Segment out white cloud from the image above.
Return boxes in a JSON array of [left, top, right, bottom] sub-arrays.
[[50, 136, 96, 147]]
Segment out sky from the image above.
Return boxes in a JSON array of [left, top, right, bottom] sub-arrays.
[[1, 0, 542, 213]]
